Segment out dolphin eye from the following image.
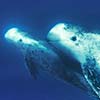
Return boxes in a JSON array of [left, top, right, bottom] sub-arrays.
[[71, 36, 77, 41], [19, 39, 22, 42], [63, 27, 67, 30]]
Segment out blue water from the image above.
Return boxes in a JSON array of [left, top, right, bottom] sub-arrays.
[[0, 0, 100, 100]]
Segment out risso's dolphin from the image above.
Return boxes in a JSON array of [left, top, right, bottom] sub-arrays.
[[5, 23, 100, 99]]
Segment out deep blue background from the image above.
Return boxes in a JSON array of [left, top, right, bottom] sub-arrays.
[[0, 0, 100, 100]]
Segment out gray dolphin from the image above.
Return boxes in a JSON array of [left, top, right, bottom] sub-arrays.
[[5, 23, 100, 99]]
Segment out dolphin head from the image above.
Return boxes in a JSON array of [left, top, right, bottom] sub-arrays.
[[47, 23, 86, 64], [5, 28, 38, 45]]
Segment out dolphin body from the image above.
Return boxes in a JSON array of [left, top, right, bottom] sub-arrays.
[[5, 23, 100, 99]]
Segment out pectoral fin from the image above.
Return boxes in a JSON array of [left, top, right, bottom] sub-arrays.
[[25, 56, 38, 80]]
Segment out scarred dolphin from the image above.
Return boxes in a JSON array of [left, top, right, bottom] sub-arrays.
[[5, 23, 100, 99]]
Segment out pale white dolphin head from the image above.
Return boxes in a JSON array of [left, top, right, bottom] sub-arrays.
[[47, 23, 86, 64], [5, 28, 38, 45]]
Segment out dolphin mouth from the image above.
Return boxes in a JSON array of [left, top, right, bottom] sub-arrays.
[[57, 47, 82, 74], [47, 41, 83, 75]]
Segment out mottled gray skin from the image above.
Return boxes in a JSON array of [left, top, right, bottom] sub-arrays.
[[24, 41, 88, 91], [5, 23, 100, 100], [47, 23, 100, 99]]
